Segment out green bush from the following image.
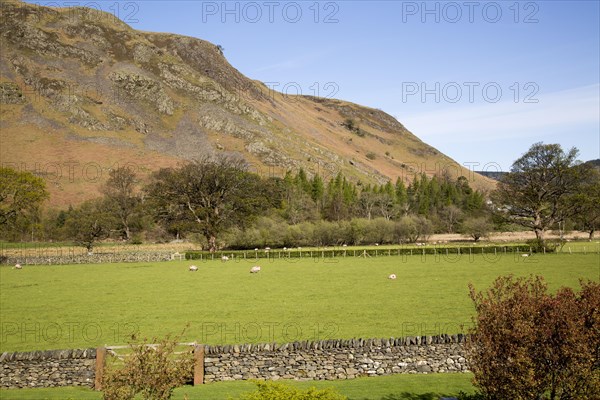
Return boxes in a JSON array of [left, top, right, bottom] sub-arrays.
[[237, 381, 347, 400], [525, 238, 562, 253], [457, 391, 485, 400], [102, 331, 194, 400]]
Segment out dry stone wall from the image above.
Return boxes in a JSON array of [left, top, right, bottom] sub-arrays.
[[202, 334, 468, 383], [2, 251, 175, 266], [0, 335, 468, 389], [0, 348, 96, 389]]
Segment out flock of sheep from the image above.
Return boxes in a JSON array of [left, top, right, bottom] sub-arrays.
[[188, 255, 261, 273], [186, 255, 395, 278], [11, 259, 394, 278]]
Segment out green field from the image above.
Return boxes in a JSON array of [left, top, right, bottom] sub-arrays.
[[1, 251, 598, 399], [1, 253, 598, 353], [0, 373, 476, 399]]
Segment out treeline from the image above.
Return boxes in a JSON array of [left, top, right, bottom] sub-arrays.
[[0, 157, 491, 251], [276, 168, 486, 224], [2, 143, 598, 251]]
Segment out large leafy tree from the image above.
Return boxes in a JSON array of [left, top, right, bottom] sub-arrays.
[[102, 166, 141, 241], [493, 143, 588, 243], [145, 156, 266, 252], [468, 275, 600, 399], [571, 166, 600, 240], [64, 199, 114, 253], [462, 216, 492, 242], [0, 167, 48, 231]]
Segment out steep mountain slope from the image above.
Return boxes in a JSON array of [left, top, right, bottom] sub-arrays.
[[0, 0, 495, 206]]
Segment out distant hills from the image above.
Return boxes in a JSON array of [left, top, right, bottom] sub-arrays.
[[0, 0, 494, 206], [476, 159, 600, 181]]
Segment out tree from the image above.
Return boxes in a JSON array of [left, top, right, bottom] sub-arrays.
[[310, 174, 325, 213], [65, 199, 113, 253], [103, 166, 140, 241], [462, 217, 492, 242], [358, 190, 379, 220], [440, 205, 464, 233], [394, 214, 431, 243], [467, 275, 600, 400], [281, 185, 317, 224], [146, 156, 266, 252], [571, 166, 600, 240], [394, 178, 409, 212], [0, 167, 48, 229], [493, 143, 587, 244]]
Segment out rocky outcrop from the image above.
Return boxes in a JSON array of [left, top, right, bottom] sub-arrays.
[[109, 71, 174, 115], [0, 82, 25, 104]]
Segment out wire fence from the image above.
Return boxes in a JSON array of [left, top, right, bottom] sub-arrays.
[[2, 243, 598, 266]]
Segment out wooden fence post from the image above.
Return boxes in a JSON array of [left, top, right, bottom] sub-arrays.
[[95, 347, 107, 390], [193, 345, 204, 385]]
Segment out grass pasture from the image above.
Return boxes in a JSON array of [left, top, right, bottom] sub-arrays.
[[1, 252, 598, 353], [0, 250, 598, 399], [0, 373, 477, 399]]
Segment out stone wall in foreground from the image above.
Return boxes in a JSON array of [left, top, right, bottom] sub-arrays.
[[0, 348, 96, 389], [202, 334, 468, 383], [0, 334, 469, 389]]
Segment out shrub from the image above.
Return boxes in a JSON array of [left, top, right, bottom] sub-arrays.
[[363, 218, 394, 244], [366, 152, 376, 160], [456, 392, 485, 400], [238, 381, 347, 400], [313, 220, 340, 246], [525, 238, 562, 253], [394, 214, 432, 243], [341, 118, 365, 137], [102, 330, 194, 400], [462, 217, 492, 242], [467, 276, 600, 399]]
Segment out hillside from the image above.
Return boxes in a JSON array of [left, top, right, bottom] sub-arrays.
[[0, 0, 495, 207]]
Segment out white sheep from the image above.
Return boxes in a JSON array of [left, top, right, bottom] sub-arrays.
[[522, 254, 529, 258], [388, 274, 397, 280], [14, 263, 22, 270], [221, 255, 229, 262], [250, 266, 261, 273], [189, 265, 198, 272]]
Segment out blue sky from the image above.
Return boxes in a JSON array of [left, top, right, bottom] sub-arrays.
[[32, 0, 600, 171]]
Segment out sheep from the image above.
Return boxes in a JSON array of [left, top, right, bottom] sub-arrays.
[[522, 254, 529, 258], [189, 265, 198, 272], [14, 263, 22, 270], [250, 266, 261, 273], [388, 273, 397, 280], [221, 255, 229, 262]]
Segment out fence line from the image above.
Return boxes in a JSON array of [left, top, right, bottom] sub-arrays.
[[186, 244, 600, 261], [2, 244, 598, 266]]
